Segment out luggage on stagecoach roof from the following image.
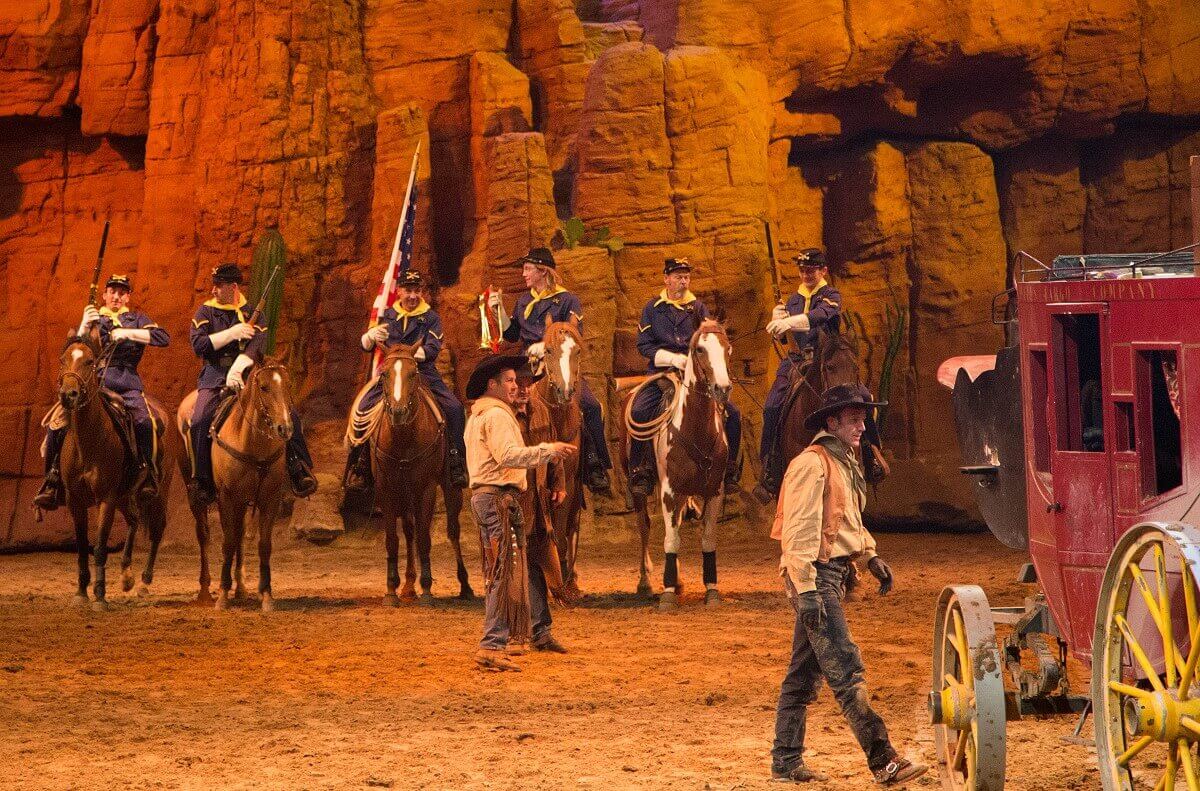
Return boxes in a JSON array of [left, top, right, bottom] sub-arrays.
[[1048, 250, 1195, 280]]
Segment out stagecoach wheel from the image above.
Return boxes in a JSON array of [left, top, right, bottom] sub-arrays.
[[1093, 522, 1200, 791], [929, 585, 1006, 791]]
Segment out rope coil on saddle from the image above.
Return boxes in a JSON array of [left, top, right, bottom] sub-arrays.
[[623, 372, 684, 441]]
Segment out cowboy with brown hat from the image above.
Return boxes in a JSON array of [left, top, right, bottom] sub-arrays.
[[463, 354, 577, 671], [769, 383, 926, 786]]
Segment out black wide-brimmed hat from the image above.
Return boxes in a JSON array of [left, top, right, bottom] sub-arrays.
[[105, 274, 132, 290], [397, 270, 424, 287], [514, 361, 546, 384], [520, 247, 556, 269], [211, 263, 244, 284], [663, 257, 692, 275], [803, 383, 886, 432], [466, 354, 529, 400], [794, 248, 826, 268]]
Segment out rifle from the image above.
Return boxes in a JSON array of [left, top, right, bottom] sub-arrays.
[[241, 265, 281, 351], [87, 221, 112, 308], [763, 219, 794, 360]]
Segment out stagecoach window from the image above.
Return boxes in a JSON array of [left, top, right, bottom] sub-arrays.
[[1138, 349, 1182, 496], [1053, 314, 1103, 453]]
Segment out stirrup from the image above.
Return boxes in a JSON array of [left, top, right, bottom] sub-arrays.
[[33, 472, 64, 511]]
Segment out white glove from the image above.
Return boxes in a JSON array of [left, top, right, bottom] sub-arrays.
[[767, 313, 810, 338], [225, 354, 254, 390], [78, 306, 100, 335], [361, 324, 388, 350], [655, 349, 688, 370], [210, 322, 256, 350], [414, 346, 427, 361], [771, 304, 789, 321], [110, 328, 151, 344], [527, 341, 545, 359], [487, 291, 502, 310]]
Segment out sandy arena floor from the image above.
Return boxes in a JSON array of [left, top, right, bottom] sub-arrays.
[[0, 526, 1098, 790]]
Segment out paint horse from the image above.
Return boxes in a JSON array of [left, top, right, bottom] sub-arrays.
[[355, 343, 472, 604], [53, 335, 174, 609], [621, 319, 733, 611], [531, 316, 586, 600], [178, 361, 295, 610]]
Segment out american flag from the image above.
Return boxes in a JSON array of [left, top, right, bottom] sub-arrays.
[[387, 181, 417, 302], [369, 144, 422, 376]]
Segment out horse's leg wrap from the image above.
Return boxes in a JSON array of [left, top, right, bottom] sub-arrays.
[[702, 550, 717, 587], [663, 552, 679, 591]]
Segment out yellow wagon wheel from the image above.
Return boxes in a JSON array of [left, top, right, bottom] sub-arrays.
[[1094, 522, 1200, 791], [930, 585, 1006, 790]]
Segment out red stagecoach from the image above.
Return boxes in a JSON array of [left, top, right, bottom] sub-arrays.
[[931, 156, 1200, 790]]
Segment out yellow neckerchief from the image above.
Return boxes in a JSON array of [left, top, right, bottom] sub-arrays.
[[523, 285, 568, 319], [203, 292, 248, 322], [99, 306, 130, 322], [390, 298, 430, 332], [654, 289, 697, 310], [796, 278, 828, 312]]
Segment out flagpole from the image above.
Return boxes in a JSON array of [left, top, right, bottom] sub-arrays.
[[369, 142, 421, 377]]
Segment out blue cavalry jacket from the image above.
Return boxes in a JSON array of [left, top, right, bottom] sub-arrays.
[[636, 290, 711, 372], [370, 299, 445, 377], [189, 295, 267, 390], [97, 307, 169, 392], [503, 287, 584, 349], [783, 280, 841, 357]]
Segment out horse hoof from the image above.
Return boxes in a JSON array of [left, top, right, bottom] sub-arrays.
[[121, 569, 136, 593], [458, 588, 475, 601], [704, 589, 722, 606], [135, 583, 151, 598], [383, 594, 400, 607], [71, 594, 89, 607], [399, 589, 417, 602], [233, 587, 247, 601], [657, 591, 679, 612], [636, 581, 653, 597], [91, 599, 112, 613], [260, 594, 274, 612], [418, 592, 434, 607], [215, 594, 229, 611], [197, 591, 214, 605]]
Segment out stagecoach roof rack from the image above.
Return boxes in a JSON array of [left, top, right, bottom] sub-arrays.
[[1017, 242, 1200, 283]]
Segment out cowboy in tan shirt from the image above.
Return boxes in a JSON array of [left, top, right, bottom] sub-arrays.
[[769, 384, 925, 787], [463, 354, 575, 672]]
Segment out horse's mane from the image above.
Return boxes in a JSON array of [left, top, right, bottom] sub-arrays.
[[689, 319, 727, 349], [61, 334, 100, 357]]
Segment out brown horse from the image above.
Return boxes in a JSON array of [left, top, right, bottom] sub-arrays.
[[621, 319, 732, 608], [777, 326, 888, 481], [367, 343, 471, 604], [55, 335, 173, 609], [177, 362, 294, 610], [532, 317, 585, 600]]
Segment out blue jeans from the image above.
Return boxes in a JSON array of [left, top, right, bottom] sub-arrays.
[[772, 558, 896, 773]]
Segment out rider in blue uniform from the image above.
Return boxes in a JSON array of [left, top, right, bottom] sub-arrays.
[[491, 247, 612, 494], [756, 248, 842, 500], [34, 274, 170, 510], [187, 263, 316, 505], [345, 269, 468, 490], [626, 257, 742, 497]]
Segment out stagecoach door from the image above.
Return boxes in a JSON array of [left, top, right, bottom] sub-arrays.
[[1047, 304, 1113, 653]]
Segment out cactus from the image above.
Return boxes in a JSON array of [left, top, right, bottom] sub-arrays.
[[250, 229, 287, 355]]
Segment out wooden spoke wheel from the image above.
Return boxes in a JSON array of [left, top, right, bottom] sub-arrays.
[[1094, 522, 1200, 791], [930, 585, 1006, 790]]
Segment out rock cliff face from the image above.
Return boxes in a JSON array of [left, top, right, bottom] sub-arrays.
[[1, 0, 1197, 546]]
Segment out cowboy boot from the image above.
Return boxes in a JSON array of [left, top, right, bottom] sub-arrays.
[[584, 451, 611, 495], [723, 450, 742, 491], [447, 448, 469, 489], [343, 442, 374, 494], [287, 448, 318, 498], [33, 466, 65, 511], [188, 477, 216, 507], [752, 449, 783, 505], [628, 464, 656, 498]]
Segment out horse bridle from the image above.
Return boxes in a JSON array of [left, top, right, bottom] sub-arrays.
[[381, 353, 421, 426], [58, 343, 104, 409], [238, 365, 295, 442]]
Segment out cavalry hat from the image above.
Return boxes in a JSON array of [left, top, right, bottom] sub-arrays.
[[211, 263, 244, 284], [520, 247, 556, 269], [514, 361, 545, 384], [803, 383, 886, 432], [105, 274, 132, 290], [663, 257, 692, 275], [794, 248, 826, 268], [397, 270, 424, 287], [466, 353, 529, 400]]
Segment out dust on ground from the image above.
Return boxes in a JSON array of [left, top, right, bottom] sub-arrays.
[[0, 528, 1097, 790]]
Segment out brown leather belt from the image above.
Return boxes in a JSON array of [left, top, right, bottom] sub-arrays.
[[471, 484, 521, 496]]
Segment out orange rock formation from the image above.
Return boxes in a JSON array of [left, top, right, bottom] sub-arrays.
[[1, 0, 1197, 546]]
